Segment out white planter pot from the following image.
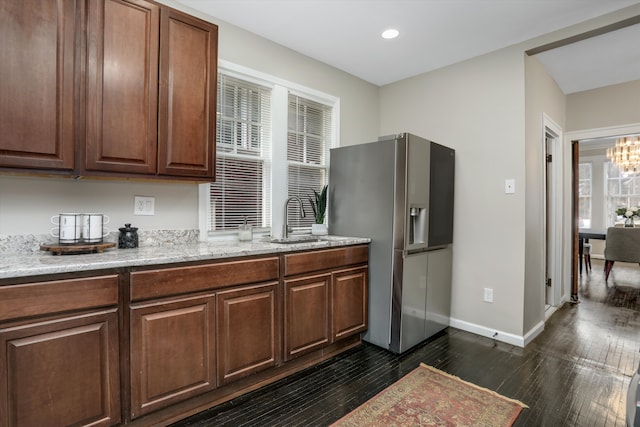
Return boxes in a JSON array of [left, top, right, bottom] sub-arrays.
[[311, 224, 328, 235]]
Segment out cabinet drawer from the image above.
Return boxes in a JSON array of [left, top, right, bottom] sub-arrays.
[[0, 275, 119, 322], [284, 245, 368, 277], [130, 257, 279, 301]]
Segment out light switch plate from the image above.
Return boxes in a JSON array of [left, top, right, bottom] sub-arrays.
[[484, 287, 494, 303], [134, 196, 155, 215], [505, 179, 515, 194]]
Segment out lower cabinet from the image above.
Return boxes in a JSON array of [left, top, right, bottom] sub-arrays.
[[332, 267, 368, 341], [283, 246, 369, 361], [216, 282, 280, 385], [129, 294, 216, 418], [0, 245, 367, 426], [0, 309, 120, 427], [284, 274, 331, 360]]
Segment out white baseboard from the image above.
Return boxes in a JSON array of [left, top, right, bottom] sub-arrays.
[[523, 321, 545, 346], [449, 317, 546, 348]]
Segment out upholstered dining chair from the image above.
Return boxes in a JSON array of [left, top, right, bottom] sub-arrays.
[[603, 227, 640, 281]]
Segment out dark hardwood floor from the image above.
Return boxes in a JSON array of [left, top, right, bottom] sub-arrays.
[[172, 258, 640, 426]]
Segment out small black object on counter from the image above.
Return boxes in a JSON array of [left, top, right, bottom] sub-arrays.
[[118, 223, 139, 249]]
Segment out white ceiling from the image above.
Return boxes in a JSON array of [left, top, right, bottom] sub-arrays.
[[175, 0, 640, 93], [535, 20, 640, 94]]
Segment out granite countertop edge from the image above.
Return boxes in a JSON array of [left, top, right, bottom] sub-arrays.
[[0, 236, 371, 280]]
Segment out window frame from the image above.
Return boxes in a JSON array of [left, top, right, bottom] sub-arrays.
[[286, 92, 333, 229], [199, 61, 340, 241], [211, 72, 273, 234], [604, 161, 640, 227]]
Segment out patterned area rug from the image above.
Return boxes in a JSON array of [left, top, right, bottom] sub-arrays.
[[331, 363, 527, 427]]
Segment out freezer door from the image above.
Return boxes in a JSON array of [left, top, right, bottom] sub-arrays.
[[425, 246, 452, 337], [396, 251, 428, 353]]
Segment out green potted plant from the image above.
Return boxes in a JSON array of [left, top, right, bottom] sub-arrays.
[[308, 184, 328, 235]]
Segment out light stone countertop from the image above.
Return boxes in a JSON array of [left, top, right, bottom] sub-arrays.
[[0, 235, 370, 280]]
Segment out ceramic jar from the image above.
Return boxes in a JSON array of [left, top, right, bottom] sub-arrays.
[[118, 223, 139, 248]]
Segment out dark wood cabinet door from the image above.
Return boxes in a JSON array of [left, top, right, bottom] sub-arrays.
[[0, 0, 76, 171], [0, 309, 120, 427], [85, 0, 159, 175], [284, 274, 331, 360], [217, 282, 279, 385], [130, 294, 216, 418], [158, 8, 217, 179], [332, 267, 368, 341]]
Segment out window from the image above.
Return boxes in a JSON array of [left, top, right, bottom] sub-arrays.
[[201, 62, 338, 239], [605, 162, 640, 226], [578, 162, 592, 228], [286, 94, 332, 228], [210, 74, 271, 231]]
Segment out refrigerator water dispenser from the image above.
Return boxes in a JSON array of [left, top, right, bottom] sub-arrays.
[[409, 205, 427, 245]]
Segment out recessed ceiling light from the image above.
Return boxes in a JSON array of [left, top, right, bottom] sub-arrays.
[[381, 29, 399, 39]]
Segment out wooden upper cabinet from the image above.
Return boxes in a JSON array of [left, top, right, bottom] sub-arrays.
[[0, 0, 76, 171], [85, 0, 160, 175], [158, 8, 217, 178], [85, 0, 217, 179]]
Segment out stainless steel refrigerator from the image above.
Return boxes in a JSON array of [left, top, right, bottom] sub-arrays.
[[329, 133, 454, 354]]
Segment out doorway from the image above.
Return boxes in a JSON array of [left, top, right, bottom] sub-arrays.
[[565, 124, 640, 303]]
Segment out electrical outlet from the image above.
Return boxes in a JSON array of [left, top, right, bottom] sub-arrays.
[[134, 196, 155, 215], [484, 287, 494, 303]]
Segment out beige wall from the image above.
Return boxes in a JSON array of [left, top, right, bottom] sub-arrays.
[[523, 55, 566, 334], [380, 46, 528, 339], [566, 80, 640, 132], [0, 175, 197, 235], [0, 1, 380, 236]]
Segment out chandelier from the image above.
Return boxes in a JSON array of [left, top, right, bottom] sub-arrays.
[[606, 135, 640, 176]]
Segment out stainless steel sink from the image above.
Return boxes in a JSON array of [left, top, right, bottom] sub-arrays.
[[268, 235, 321, 244]]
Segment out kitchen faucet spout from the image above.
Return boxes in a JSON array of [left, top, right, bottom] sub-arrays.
[[284, 196, 305, 238]]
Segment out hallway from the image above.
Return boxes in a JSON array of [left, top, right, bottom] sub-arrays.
[[173, 258, 640, 426]]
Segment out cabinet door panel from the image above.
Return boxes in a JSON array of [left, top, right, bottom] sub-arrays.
[[332, 267, 368, 341], [217, 283, 279, 385], [158, 9, 216, 178], [0, 0, 75, 170], [284, 274, 330, 360], [130, 295, 215, 418], [0, 310, 120, 427], [85, 0, 159, 174]]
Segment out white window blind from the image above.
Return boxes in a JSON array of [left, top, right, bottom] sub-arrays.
[[210, 74, 272, 231], [287, 94, 332, 227], [578, 162, 592, 228]]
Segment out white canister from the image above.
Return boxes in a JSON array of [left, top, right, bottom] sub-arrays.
[[82, 214, 110, 243], [50, 213, 82, 243]]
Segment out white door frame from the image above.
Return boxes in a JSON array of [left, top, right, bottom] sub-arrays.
[[543, 113, 563, 307], [563, 122, 640, 301]]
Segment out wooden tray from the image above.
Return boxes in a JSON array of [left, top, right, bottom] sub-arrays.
[[40, 242, 116, 256]]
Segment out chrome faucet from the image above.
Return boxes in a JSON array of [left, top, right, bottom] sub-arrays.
[[284, 196, 306, 238]]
